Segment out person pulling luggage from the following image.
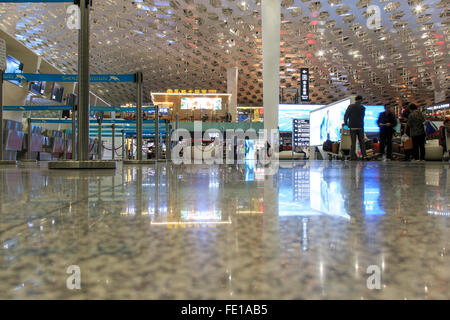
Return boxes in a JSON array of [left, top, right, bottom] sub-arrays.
[[344, 96, 367, 161]]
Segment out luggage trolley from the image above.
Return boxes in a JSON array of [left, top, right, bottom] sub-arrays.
[[325, 125, 352, 161], [338, 126, 352, 161]]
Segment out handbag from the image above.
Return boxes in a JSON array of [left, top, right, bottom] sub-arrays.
[[323, 140, 333, 152], [403, 138, 413, 150], [331, 142, 339, 154]]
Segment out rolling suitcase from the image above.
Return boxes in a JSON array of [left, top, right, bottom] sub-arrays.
[[340, 127, 352, 151]]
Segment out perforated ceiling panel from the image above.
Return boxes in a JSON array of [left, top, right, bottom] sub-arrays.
[[0, 0, 448, 107]]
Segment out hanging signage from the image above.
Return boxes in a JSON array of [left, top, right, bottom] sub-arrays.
[[2, 73, 136, 82], [292, 119, 310, 147], [0, 38, 6, 71], [300, 68, 309, 102]]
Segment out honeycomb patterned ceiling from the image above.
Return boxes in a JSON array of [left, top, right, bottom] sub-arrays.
[[0, 0, 448, 107]]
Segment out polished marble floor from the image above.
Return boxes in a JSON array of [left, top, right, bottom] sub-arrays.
[[0, 161, 448, 299]]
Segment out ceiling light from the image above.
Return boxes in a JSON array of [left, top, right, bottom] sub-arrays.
[[317, 50, 324, 56]]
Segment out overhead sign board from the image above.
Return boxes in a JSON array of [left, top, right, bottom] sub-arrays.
[[300, 68, 309, 102], [292, 119, 310, 148], [2, 73, 136, 82]]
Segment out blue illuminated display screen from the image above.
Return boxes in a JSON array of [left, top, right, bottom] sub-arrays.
[[5, 55, 24, 85], [278, 104, 323, 132], [310, 101, 386, 145], [364, 105, 385, 133]]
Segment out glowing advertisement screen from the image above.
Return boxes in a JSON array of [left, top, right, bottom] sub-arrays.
[[364, 105, 385, 133], [180, 97, 222, 110], [310, 99, 350, 146], [278, 104, 323, 132]]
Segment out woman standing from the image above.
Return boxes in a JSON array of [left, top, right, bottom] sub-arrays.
[[407, 104, 426, 161]]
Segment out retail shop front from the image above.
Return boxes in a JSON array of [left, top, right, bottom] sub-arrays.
[[151, 90, 232, 122]]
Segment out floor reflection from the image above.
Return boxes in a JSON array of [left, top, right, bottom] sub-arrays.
[[0, 161, 448, 299]]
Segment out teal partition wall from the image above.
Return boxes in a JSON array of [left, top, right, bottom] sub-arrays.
[[176, 122, 264, 131]]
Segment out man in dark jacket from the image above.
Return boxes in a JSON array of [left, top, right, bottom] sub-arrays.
[[377, 104, 397, 160], [407, 104, 426, 161], [344, 96, 367, 160]]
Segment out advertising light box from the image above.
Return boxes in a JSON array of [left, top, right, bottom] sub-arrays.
[[310, 98, 351, 146], [278, 104, 323, 132], [310, 100, 386, 145], [180, 97, 222, 110], [365, 105, 385, 133]]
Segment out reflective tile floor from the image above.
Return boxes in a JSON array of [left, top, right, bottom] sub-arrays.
[[0, 161, 448, 299]]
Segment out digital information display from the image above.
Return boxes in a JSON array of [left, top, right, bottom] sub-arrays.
[[292, 119, 310, 148], [180, 97, 222, 110], [278, 104, 323, 132]]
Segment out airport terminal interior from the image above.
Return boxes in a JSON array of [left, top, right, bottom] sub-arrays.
[[0, 0, 449, 299]]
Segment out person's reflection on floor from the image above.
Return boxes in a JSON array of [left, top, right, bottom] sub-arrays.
[[340, 163, 365, 217]]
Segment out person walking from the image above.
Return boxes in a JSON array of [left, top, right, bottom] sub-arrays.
[[438, 119, 450, 154], [377, 104, 397, 161], [400, 102, 411, 136], [344, 95, 367, 160], [407, 104, 426, 161]]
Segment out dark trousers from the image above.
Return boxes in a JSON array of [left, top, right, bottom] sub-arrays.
[[404, 149, 413, 161], [350, 128, 366, 160], [412, 134, 426, 160], [379, 131, 393, 159]]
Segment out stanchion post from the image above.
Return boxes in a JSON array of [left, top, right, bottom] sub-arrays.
[[63, 129, 67, 160], [77, 0, 91, 161], [72, 103, 76, 160], [165, 119, 170, 161], [0, 71, 3, 161], [136, 72, 143, 161], [175, 113, 179, 130], [27, 118, 32, 160], [111, 124, 115, 160], [121, 129, 125, 160], [155, 105, 159, 160], [97, 118, 102, 160]]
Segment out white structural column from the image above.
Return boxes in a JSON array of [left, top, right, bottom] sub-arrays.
[[262, 0, 280, 141], [227, 67, 238, 122]]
